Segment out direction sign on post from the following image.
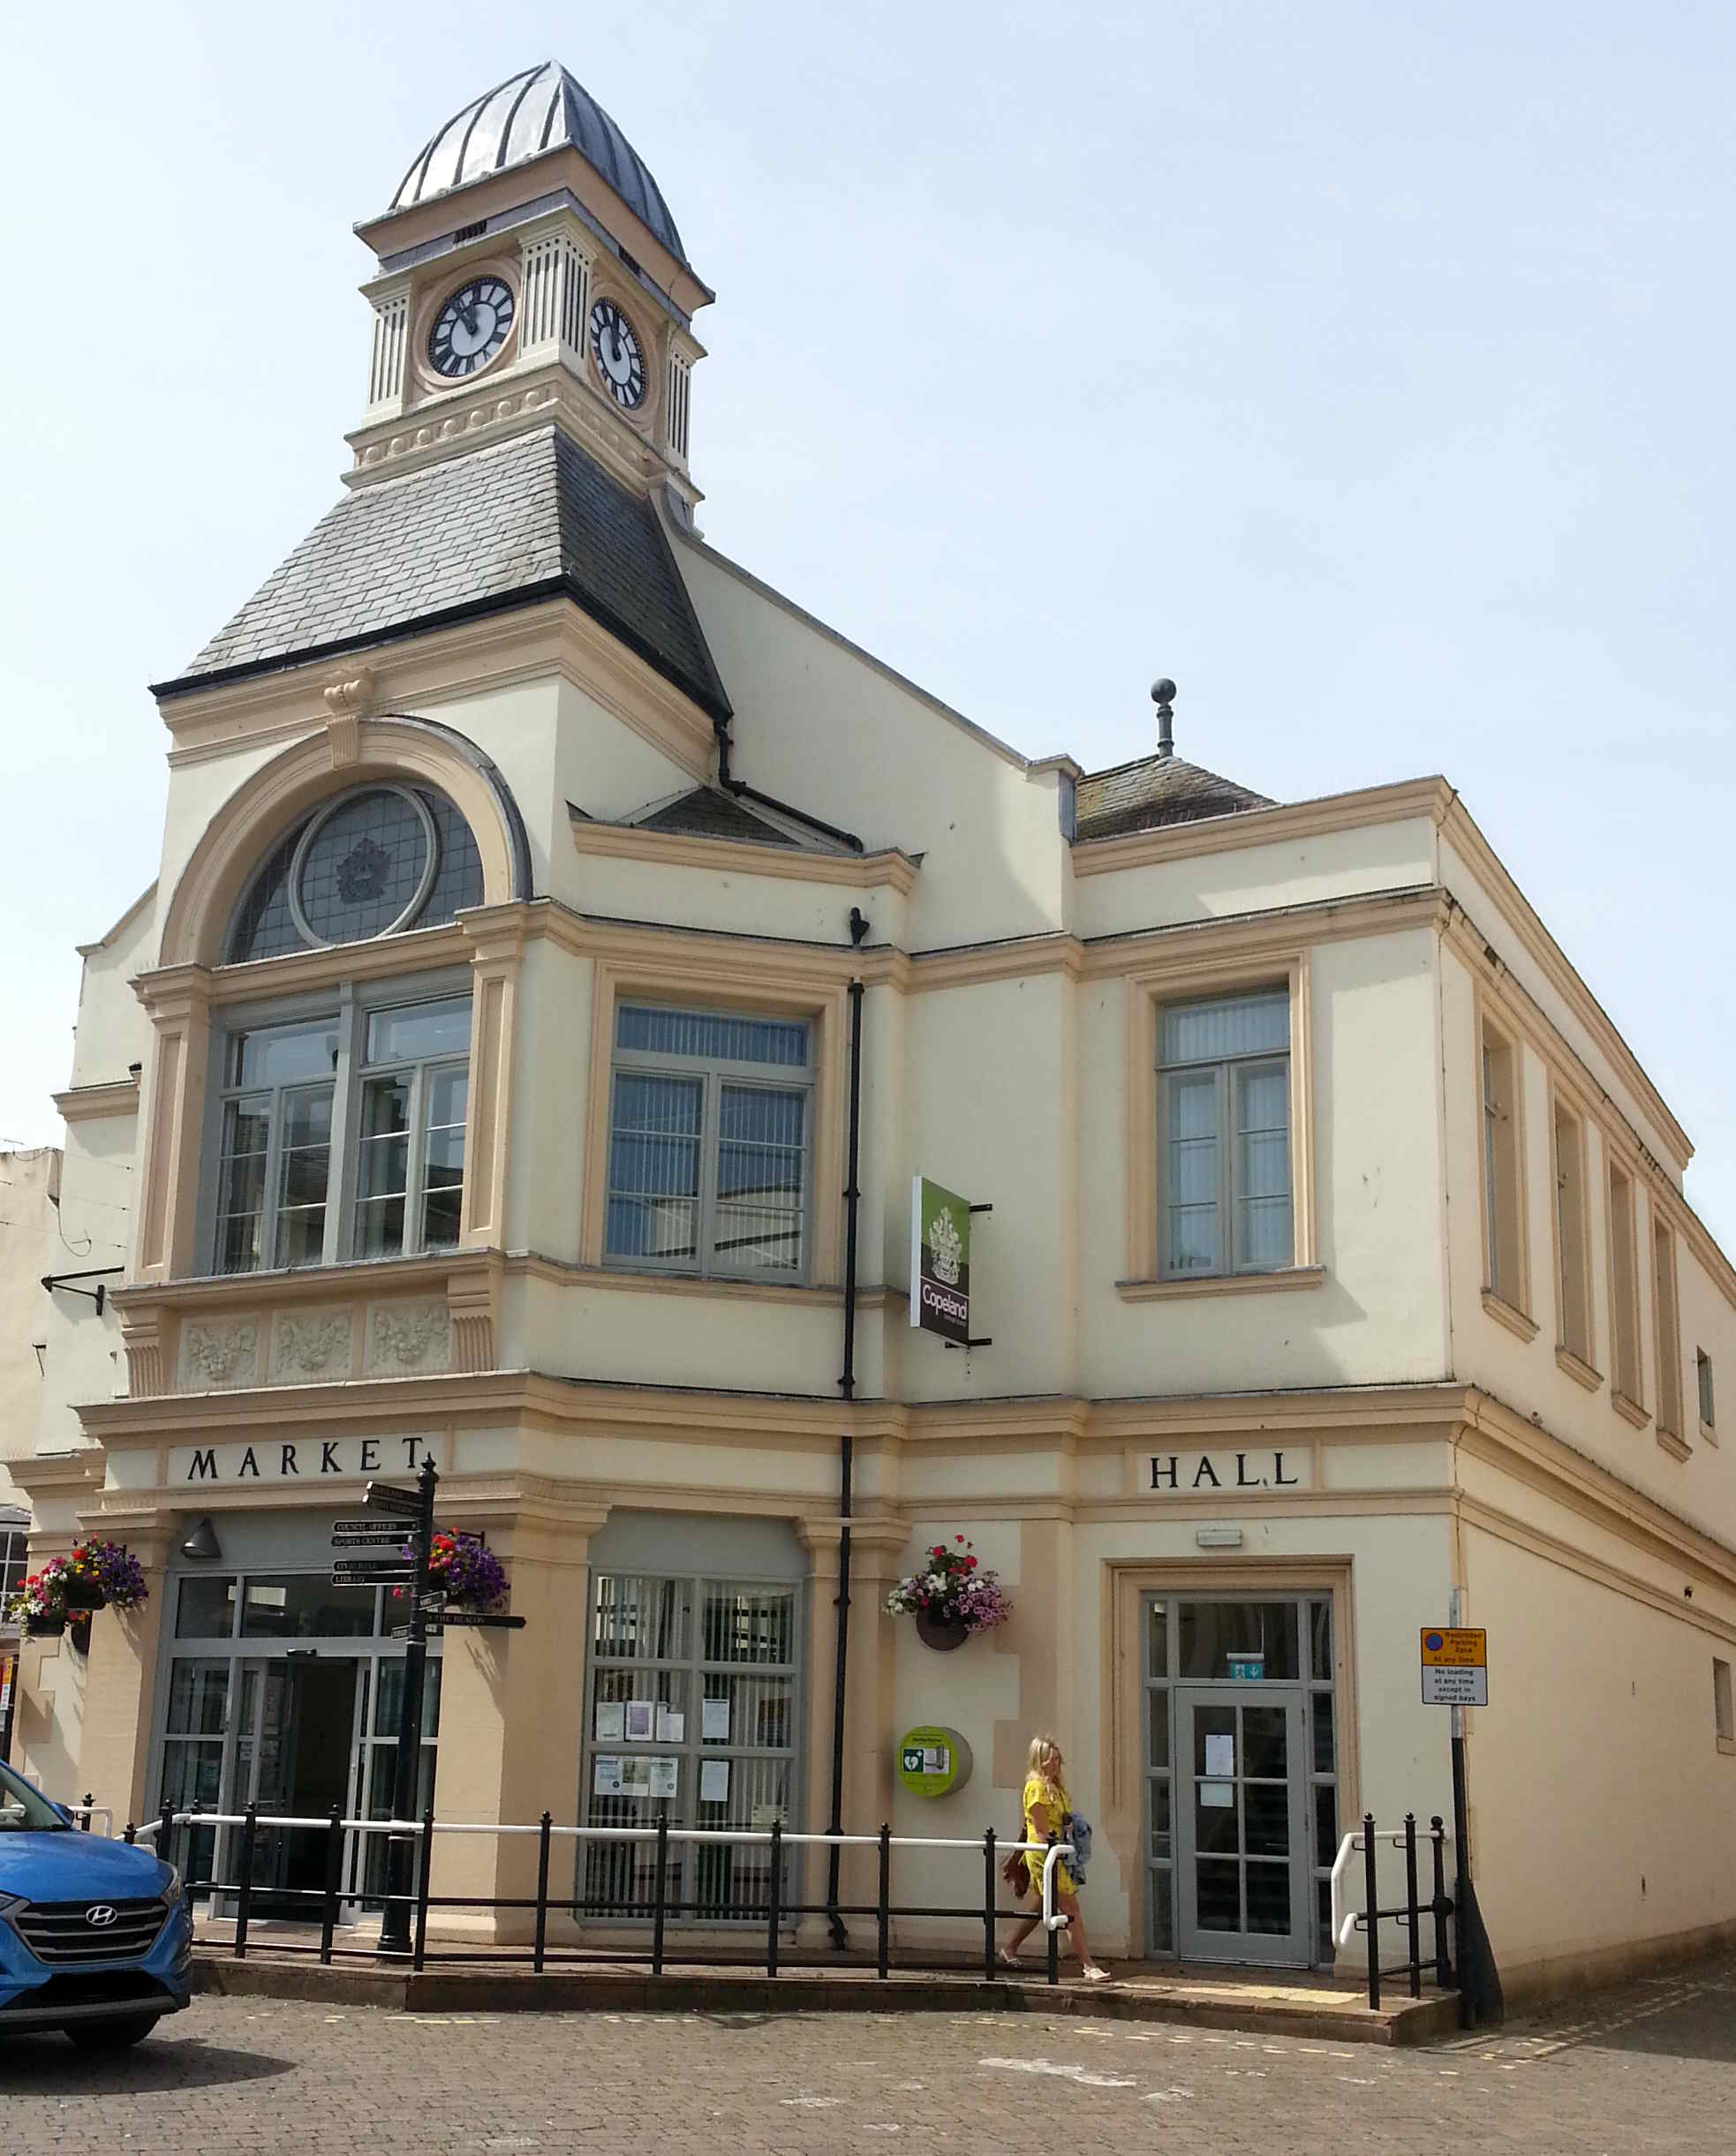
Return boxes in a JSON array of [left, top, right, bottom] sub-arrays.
[[331, 1558, 417, 1584], [364, 1481, 422, 1519], [1421, 1626, 1488, 1706], [436, 1609, 527, 1631], [331, 1526, 410, 1549]]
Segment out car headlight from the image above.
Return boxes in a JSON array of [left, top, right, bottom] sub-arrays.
[[159, 1865, 184, 1908]]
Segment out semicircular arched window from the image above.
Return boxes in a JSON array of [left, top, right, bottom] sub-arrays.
[[228, 784, 484, 965]]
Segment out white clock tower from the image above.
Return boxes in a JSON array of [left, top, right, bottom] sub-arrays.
[[343, 61, 711, 521]]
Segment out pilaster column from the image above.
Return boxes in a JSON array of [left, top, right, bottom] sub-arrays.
[[457, 908, 526, 1251], [426, 1493, 608, 1942], [132, 966, 214, 1286], [798, 1512, 909, 1926], [74, 1524, 171, 1832]]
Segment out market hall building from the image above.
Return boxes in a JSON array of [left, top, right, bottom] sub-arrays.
[[11, 59, 1736, 2000]]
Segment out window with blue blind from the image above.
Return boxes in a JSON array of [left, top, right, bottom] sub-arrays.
[[606, 1005, 813, 1280], [1158, 988, 1294, 1278]]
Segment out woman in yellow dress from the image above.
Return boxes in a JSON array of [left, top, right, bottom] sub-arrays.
[[1000, 1734, 1109, 1979]]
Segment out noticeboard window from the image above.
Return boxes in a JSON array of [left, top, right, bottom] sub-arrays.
[[578, 1568, 804, 1924]]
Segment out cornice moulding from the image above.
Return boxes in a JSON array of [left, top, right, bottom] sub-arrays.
[[52, 1079, 141, 1122], [569, 814, 920, 894], [159, 601, 716, 784], [1068, 777, 1454, 877]]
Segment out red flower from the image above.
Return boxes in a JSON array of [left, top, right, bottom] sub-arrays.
[[955, 1535, 964, 1542], [965, 1556, 977, 1568]]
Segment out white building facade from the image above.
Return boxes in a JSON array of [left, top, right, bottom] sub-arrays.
[[11, 60, 1736, 2003]]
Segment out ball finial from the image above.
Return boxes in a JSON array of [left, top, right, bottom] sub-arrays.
[[1151, 678, 1176, 706]]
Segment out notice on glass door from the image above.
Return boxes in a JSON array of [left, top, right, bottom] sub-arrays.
[[699, 1759, 730, 1805], [648, 1757, 678, 1799], [623, 1700, 656, 1743], [1204, 1734, 1235, 1778], [702, 1698, 731, 1743], [593, 1755, 625, 1797], [594, 1701, 625, 1743], [1200, 1782, 1234, 1808]]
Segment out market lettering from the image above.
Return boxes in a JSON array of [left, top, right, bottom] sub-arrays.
[[170, 1437, 445, 1485], [1148, 1450, 1308, 1495]]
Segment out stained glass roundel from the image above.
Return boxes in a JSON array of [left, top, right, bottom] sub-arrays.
[[287, 786, 440, 948]]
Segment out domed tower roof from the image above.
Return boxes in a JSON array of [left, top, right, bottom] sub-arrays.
[[389, 61, 691, 271]]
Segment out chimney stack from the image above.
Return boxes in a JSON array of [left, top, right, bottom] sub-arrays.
[[1151, 678, 1176, 760]]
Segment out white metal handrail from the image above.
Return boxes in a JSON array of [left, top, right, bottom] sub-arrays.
[[1329, 1824, 1450, 1950], [135, 1810, 1076, 1934]]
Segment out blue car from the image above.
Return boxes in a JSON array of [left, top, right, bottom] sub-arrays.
[[1, 1757, 191, 2048]]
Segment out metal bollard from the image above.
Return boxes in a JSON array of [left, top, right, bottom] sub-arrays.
[[124, 1822, 137, 1846], [651, 1812, 668, 1978], [534, 1812, 552, 1975], [1404, 1813, 1421, 1999], [1430, 1816, 1452, 1988], [766, 1820, 782, 1977], [877, 1824, 891, 1980], [80, 1791, 94, 1834], [234, 1804, 258, 1961], [412, 1804, 434, 1971], [320, 1805, 342, 1965], [1045, 1835, 1060, 1986], [1362, 1813, 1380, 2009], [159, 1798, 175, 1870], [983, 1828, 998, 1981]]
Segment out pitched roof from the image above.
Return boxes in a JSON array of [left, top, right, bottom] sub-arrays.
[[153, 428, 731, 722], [1074, 753, 1273, 844], [636, 789, 801, 848]]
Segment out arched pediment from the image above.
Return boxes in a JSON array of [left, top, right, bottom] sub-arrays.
[[158, 713, 533, 969]]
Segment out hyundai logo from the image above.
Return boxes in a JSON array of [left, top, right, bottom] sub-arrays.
[[84, 1904, 118, 1928]]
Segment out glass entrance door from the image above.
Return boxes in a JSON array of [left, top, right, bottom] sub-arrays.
[[234, 1659, 364, 1918], [1174, 1684, 1310, 1967]]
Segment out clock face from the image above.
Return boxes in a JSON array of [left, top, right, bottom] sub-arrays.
[[427, 276, 516, 379], [588, 297, 646, 409]]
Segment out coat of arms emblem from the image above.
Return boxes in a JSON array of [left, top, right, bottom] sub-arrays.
[[927, 1204, 962, 1287]]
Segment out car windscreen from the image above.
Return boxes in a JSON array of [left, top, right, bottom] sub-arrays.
[[0, 1758, 71, 1831]]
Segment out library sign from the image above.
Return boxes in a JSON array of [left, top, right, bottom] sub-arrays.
[[167, 1434, 448, 1486]]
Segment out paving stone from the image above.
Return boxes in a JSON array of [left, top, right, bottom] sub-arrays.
[[3, 1952, 1733, 2152]]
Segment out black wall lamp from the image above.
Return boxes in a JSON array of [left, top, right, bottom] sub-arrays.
[[179, 1518, 223, 1563]]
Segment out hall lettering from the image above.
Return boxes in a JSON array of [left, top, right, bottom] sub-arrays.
[[1147, 1450, 1303, 1493]]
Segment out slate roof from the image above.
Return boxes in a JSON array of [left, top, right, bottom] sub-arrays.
[[1074, 753, 1273, 844], [389, 62, 693, 275], [637, 789, 801, 848], [155, 429, 730, 722]]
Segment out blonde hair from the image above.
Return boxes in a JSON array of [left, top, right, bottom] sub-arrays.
[[1028, 1733, 1062, 1779]]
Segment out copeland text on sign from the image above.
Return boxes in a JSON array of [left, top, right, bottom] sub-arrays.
[[910, 1176, 971, 1346], [1421, 1627, 1489, 1707]]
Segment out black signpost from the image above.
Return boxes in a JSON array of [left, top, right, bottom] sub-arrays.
[[363, 1461, 436, 1958]]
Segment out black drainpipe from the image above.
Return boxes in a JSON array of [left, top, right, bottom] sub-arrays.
[[826, 919, 869, 1949]]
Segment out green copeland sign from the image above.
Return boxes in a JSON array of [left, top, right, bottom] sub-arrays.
[[910, 1176, 971, 1346], [896, 1725, 973, 1798]]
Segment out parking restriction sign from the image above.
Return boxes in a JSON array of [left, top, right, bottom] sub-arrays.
[[1421, 1626, 1488, 1706]]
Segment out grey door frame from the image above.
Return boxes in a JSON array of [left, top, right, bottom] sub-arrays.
[[1174, 1681, 1310, 1968]]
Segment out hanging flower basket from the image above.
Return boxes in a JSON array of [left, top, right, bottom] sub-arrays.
[[5, 1542, 148, 1634], [24, 1612, 65, 1639], [391, 1531, 509, 1613], [887, 1538, 1011, 1648]]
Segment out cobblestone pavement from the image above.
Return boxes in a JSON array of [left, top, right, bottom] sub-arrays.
[[4, 1956, 1735, 2154]]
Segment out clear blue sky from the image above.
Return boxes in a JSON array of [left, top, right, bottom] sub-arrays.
[[4, 3, 1732, 1238]]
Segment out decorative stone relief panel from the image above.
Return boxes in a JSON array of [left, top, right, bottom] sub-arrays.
[[365, 1299, 452, 1378], [270, 1308, 357, 1386], [178, 1317, 262, 1393]]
